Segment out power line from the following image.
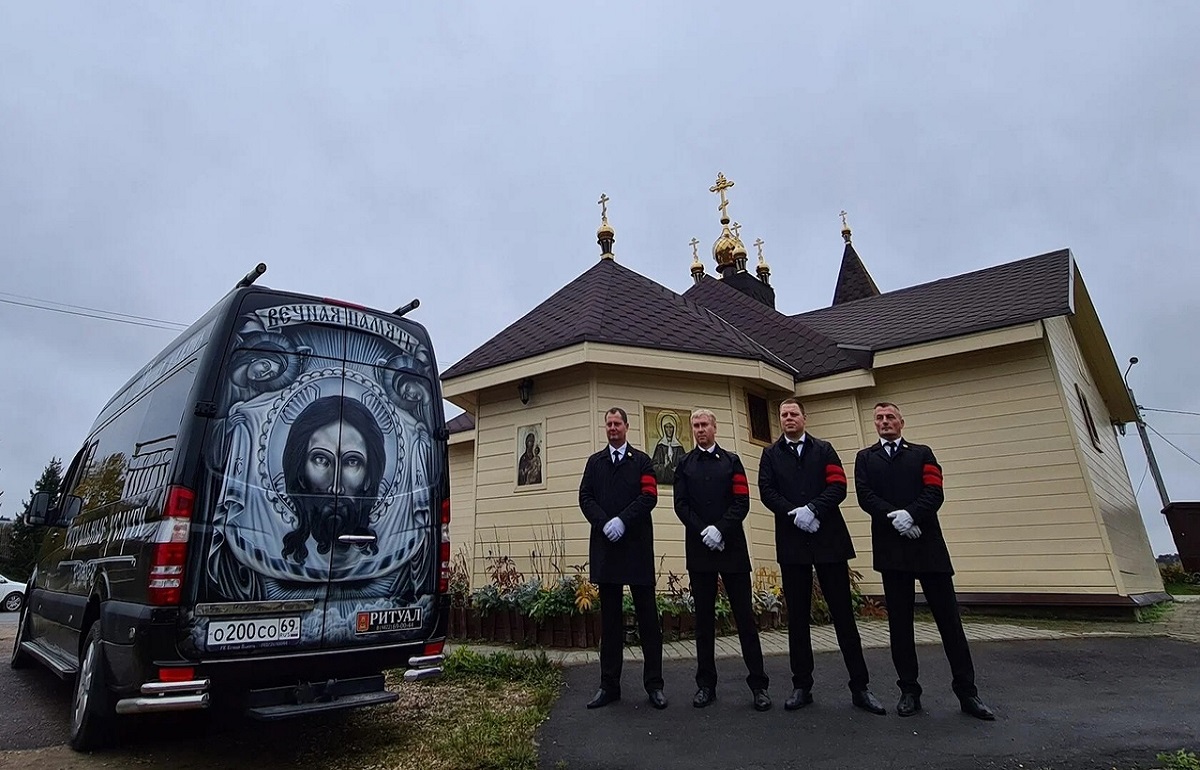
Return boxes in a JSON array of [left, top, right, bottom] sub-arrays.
[[1135, 461, 1149, 497], [1145, 423, 1200, 468], [0, 290, 187, 327], [0, 295, 186, 332], [1142, 407, 1200, 418]]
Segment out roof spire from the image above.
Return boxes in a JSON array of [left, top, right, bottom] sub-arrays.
[[690, 237, 705, 283], [709, 172, 739, 277], [597, 193, 615, 260], [754, 237, 771, 285], [832, 210, 881, 305]]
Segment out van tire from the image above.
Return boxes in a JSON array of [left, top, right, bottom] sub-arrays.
[[69, 625, 115, 751], [10, 602, 33, 670]]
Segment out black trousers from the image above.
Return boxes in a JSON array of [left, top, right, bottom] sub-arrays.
[[881, 570, 977, 698], [690, 570, 768, 692], [598, 583, 663, 693], [781, 561, 870, 692]]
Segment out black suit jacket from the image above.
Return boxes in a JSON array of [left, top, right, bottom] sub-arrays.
[[759, 434, 855, 565], [854, 439, 953, 574], [578, 446, 658, 586], [673, 444, 752, 573]]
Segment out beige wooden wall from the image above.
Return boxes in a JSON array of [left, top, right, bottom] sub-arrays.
[[1043, 315, 1163, 595], [447, 331, 1161, 601], [857, 338, 1120, 596], [448, 441, 477, 569]]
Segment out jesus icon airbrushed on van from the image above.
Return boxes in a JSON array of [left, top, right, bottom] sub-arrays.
[[14, 264, 451, 751]]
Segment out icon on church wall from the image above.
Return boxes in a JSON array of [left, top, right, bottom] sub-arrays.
[[644, 407, 692, 485], [516, 423, 544, 488]]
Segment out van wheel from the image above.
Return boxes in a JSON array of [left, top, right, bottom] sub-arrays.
[[10, 602, 33, 670], [69, 625, 115, 752]]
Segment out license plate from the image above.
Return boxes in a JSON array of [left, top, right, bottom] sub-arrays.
[[207, 616, 302, 648], [355, 607, 422, 634]]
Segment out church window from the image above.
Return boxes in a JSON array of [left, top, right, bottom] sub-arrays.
[[747, 393, 771, 443]]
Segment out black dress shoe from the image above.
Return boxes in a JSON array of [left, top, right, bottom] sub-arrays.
[[693, 687, 716, 708], [586, 689, 620, 709], [752, 689, 772, 712], [647, 689, 668, 710], [960, 695, 995, 721], [851, 689, 886, 715], [784, 688, 813, 711], [897, 692, 922, 717]]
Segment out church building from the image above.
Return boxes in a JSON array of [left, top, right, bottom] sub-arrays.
[[440, 175, 1166, 608]]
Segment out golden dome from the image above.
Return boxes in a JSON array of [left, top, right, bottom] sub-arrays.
[[712, 223, 738, 267]]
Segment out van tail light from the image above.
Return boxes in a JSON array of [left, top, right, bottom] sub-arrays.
[[423, 640, 445, 657], [159, 666, 196, 682], [148, 485, 194, 606], [437, 498, 451, 594]]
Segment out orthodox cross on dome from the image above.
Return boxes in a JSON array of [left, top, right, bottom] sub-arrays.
[[709, 172, 735, 222], [754, 238, 765, 260], [690, 237, 700, 260], [598, 193, 610, 223], [730, 221, 743, 240], [840, 209, 849, 229]]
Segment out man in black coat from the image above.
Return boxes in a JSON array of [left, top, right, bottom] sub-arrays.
[[674, 408, 770, 712], [854, 401, 995, 721], [759, 398, 885, 715], [578, 406, 666, 710]]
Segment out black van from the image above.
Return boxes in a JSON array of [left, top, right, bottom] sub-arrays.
[[13, 266, 450, 751]]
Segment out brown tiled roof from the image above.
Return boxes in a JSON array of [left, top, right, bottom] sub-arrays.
[[832, 242, 881, 305], [442, 259, 788, 379], [796, 249, 1073, 351], [445, 412, 475, 434], [684, 275, 864, 379]]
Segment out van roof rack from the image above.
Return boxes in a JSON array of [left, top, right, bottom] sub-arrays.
[[236, 263, 267, 288], [393, 298, 420, 317]]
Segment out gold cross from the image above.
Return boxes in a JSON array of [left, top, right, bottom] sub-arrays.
[[840, 210, 849, 229], [730, 221, 742, 240], [709, 172, 735, 220], [598, 193, 610, 222], [690, 237, 700, 260], [753, 238, 765, 260]]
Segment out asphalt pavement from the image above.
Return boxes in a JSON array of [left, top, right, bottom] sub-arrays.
[[538, 637, 1200, 770]]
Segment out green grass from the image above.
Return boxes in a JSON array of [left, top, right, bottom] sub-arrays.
[[1166, 582, 1200, 596]]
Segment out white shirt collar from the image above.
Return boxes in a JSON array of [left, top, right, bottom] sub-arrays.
[[880, 437, 902, 448], [700, 444, 717, 454], [785, 432, 807, 445], [610, 443, 628, 457]]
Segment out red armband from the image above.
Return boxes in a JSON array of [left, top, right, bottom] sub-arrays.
[[731, 472, 749, 496], [922, 464, 943, 487], [825, 464, 847, 485], [640, 474, 658, 496]]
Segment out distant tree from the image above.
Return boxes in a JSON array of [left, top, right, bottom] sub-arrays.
[[0, 457, 63, 581]]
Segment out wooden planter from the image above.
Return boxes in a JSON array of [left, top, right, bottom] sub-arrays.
[[552, 616, 571, 647], [466, 608, 482, 640]]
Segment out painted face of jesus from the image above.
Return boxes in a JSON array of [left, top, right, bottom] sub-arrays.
[[304, 421, 369, 496]]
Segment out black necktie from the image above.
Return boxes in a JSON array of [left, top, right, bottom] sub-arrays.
[[612, 450, 621, 465], [789, 441, 802, 457], [885, 441, 897, 457]]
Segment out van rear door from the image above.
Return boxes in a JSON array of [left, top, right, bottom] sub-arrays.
[[319, 309, 442, 649], [189, 297, 351, 655]]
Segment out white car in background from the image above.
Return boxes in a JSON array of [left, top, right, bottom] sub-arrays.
[[1, 573, 23, 612]]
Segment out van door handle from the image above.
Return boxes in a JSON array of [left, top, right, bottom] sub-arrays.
[[337, 535, 377, 544]]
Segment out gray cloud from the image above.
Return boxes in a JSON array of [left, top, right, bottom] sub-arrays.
[[2, 2, 1197, 554]]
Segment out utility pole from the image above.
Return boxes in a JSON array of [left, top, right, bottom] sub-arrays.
[[1125, 357, 1170, 509]]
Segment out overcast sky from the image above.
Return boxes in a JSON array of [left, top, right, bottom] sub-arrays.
[[1, 2, 1197, 555]]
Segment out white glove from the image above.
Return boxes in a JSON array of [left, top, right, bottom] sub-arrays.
[[888, 510, 914, 533], [790, 506, 820, 533], [603, 517, 625, 542], [701, 525, 724, 550], [902, 525, 923, 539]]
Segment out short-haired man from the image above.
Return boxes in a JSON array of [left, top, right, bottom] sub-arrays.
[[674, 408, 770, 711], [578, 407, 666, 710], [758, 398, 885, 715], [854, 402, 995, 720]]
